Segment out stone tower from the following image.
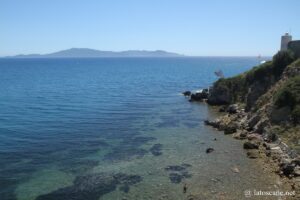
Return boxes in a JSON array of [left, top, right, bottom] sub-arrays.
[[281, 33, 292, 51]]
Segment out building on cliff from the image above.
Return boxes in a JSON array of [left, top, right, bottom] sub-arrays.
[[280, 33, 300, 58], [281, 33, 292, 51]]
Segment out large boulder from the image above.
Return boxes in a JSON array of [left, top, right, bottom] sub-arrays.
[[232, 131, 247, 140], [227, 104, 239, 114], [243, 141, 259, 149], [190, 90, 209, 101], [280, 162, 296, 176], [207, 85, 231, 105], [224, 122, 238, 134], [247, 114, 261, 130]]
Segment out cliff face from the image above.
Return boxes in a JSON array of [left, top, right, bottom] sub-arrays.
[[208, 51, 300, 151], [208, 51, 296, 110]]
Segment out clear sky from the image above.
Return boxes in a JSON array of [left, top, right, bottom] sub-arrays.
[[1, 0, 300, 56]]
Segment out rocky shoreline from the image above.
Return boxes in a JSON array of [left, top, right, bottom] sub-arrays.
[[183, 51, 300, 198], [185, 94, 300, 198], [204, 104, 300, 197]]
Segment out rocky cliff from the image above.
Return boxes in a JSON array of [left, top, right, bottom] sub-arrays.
[[204, 51, 300, 194], [207, 51, 300, 150]]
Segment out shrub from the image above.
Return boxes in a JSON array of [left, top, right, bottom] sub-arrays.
[[274, 75, 300, 123], [272, 50, 295, 77]]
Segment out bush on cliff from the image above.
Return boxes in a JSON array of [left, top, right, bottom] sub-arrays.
[[274, 75, 300, 123], [208, 51, 296, 107], [207, 74, 247, 104], [272, 50, 295, 77]]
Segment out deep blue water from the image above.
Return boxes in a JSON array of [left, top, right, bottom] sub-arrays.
[[0, 57, 263, 200]]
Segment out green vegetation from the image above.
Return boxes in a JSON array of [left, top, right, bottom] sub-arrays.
[[270, 125, 300, 153], [274, 75, 300, 123], [272, 50, 295, 77], [213, 74, 247, 103], [210, 51, 296, 107]]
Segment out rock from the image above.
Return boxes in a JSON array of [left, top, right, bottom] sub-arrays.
[[204, 119, 221, 129], [165, 164, 192, 184], [232, 131, 247, 140], [227, 104, 239, 114], [294, 166, 300, 176], [271, 146, 281, 151], [149, 144, 163, 156], [224, 122, 238, 134], [186, 195, 198, 200], [207, 84, 231, 105], [206, 148, 214, 153], [36, 172, 142, 200], [247, 114, 260, 130], [265, 132, 278, 142], [190, 90, 209, 101], [183, 91, 191, 96], [280, 163, 296, 176], [265, 150, 271, 157], [183, 184, 187, 193], [247, 151, 259, 159], [292, 157, 300, 166], [243, 141, 259, 149], [119, 184, 130, 193], [247, 133, 263, 142], [219, 105, 227, 112], [181, 163, 192, 168], [253, 119, 269, 134], [231, 166, 240, 173], [165, 165, 186, 171], [245, 82, 267, 111], [263, 142, 271, 150], [169, 173, 183, 184]]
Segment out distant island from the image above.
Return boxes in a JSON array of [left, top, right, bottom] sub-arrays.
[[7, 48, 184, 58]]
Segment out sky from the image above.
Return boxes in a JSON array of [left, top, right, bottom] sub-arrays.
[[1, 0, 300, 56]]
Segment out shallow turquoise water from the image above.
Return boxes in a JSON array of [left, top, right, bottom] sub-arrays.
[[0, 57, 277, 200]]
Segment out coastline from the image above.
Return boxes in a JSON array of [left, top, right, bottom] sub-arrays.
[[204, 105, 299, 198], [185, 51, 300, 199]]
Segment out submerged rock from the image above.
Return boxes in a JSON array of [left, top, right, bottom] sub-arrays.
[[36, 173, 143, 200], [165, 165, 186, 171], [206, 148, 214, 153], [181, 163, 192, 168], [149, 144, 163, 156], [165, 163, 192, 184], [169, 173, 182, 183], [119, 184, 130, 193]]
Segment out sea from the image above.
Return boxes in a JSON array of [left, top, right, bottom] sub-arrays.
[[0, 57, 277, 200]]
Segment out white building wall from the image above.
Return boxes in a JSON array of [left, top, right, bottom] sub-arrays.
[[281, 33, 292, 51]]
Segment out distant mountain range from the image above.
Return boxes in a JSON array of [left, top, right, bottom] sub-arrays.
[[8, 48, 184, 58]]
